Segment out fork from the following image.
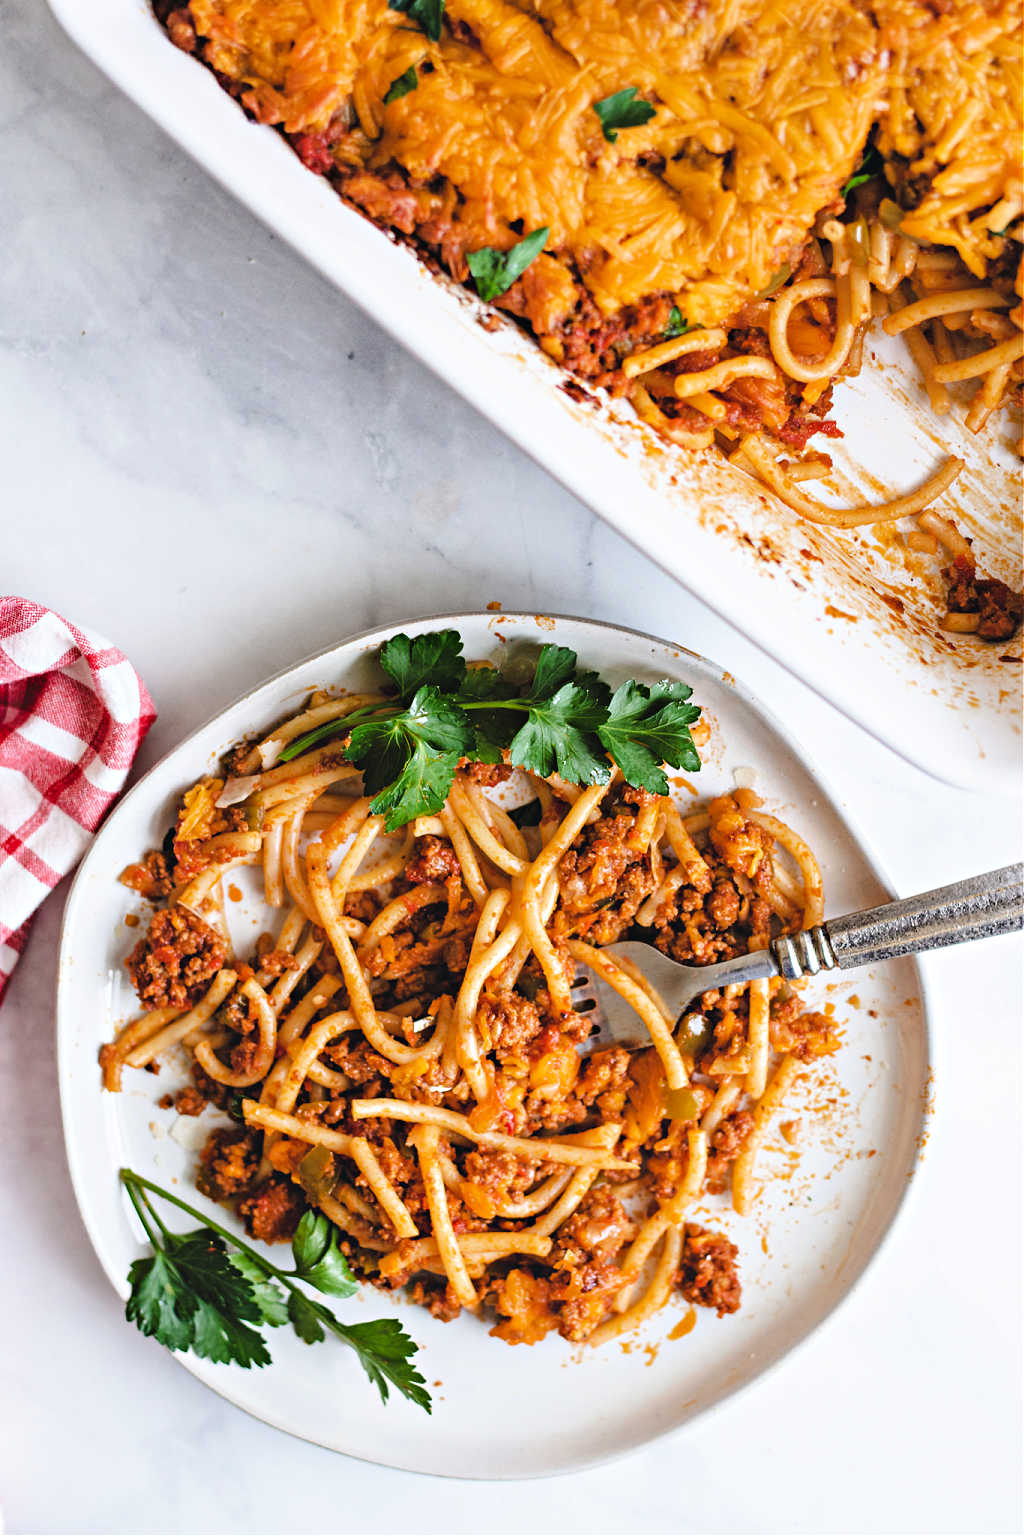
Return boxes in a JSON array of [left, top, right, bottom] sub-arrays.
[[571, 862, 1023, 1052]]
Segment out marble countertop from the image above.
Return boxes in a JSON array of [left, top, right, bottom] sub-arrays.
[[2, 2, 1021, 1532]]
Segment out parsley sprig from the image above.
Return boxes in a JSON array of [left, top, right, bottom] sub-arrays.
[[276, 629, 702, 828], [120, 1169, 431, 1411]]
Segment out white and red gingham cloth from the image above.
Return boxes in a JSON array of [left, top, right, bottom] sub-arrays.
[[0, 598, 156, 1003]]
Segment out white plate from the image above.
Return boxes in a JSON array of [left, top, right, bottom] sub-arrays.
[[44, 0, 1023, 795], [58, 611, 931, 1477]]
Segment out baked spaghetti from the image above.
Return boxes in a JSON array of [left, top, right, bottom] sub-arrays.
[[102, 646, 840, 1347], [154, 0, 1022, 639]]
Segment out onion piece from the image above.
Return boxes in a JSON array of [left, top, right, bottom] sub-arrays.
[[216, 775, 260, 808]]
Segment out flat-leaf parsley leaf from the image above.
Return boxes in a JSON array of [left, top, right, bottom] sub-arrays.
[[383, 66, 419, 104], [345, 685, 473, 829], [841, 144, 883, 199], [380, 629, 466, 701], [508, 683, 612, 785], [596, 678, 701, 794], [290, 1211, 359, 1298], [593, 86, 656, 143], [467, 227, 550, 301], [387, 0, 445, 43]]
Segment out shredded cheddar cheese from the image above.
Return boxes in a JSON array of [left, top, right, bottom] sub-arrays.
[[874, 0, 1022, 278], [184, 0, 889, 322]]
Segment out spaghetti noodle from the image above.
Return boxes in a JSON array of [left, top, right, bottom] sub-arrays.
[[103, 690, 843, 1347], [154, 0, 1022, 638]]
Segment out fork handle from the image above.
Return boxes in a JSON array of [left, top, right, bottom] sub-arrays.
[[771, 863, 1023, 978]]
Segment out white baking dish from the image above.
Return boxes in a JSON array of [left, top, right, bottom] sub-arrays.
[[49, 0, 1022, 792]]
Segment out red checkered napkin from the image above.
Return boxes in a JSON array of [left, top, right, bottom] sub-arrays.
[[0, 597, 156, 1003]]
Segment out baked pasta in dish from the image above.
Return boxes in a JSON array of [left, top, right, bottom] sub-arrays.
[[156, 0, 1022, 637]]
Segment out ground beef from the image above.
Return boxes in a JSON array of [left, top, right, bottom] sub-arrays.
[[362, 921, 449, 983], [171, 1085, 207, 1117], [591, 861, 660, 945], [459, 1148, 543, 1218], [164, 6, 196, 51], [677, 1225, 742, 1316], [229, 1038, 261, 1076], [343, 168, 444, 240], [218, 990, 257, 1037], [557, 1185, 633, 1264], [559, 807, 644, 908], [238, 1176, 308, 1243], [655, 887, 749, 965], [555, 789, 657, 942], [196, 1127, 260, 1202], [547, 1186, 633, 1340], [126, 906, 226, 1010], [648, 794, 782, 968], [461, 761, 515, 786], [407, 1277, 464, 1322], [574, 1047, 632, 1120], [479, 991, 544, 1054], [253, 945, 301, 978], [943, 554, 1022, 641], [708, 797, 773, 890], [706, 879, 740, 929], [559, 290, 675, 386], [343, 1119, 430, 1230], [728, 325, 772, 358], [744, 893, 775, 952], [292, 130, 334, 175], [523, 1044, 632, 1135], [355, 870, 479, 1009], [670, 346, 723, 376], [769, 997, 839, 1060], [324, 1033, 394, 1089], [705, 1110, 755, 1193], [188, 1060, 233, 1111], [119, 848, 175, 900], [342, 891, 380, 925], [404, 835, 461, 884]]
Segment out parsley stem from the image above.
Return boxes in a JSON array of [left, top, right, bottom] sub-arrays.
[[275, 702, 403, 763], [138, 1183, 176, 1242], [123, 1178, 166, 1252], [120, 1169, 282, 1280], [333, 703, 400, 728]]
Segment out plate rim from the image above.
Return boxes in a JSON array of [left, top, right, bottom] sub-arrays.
[[56, 609, 934, 1476]]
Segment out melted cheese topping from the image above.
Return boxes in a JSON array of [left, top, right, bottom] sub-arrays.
[[874, 0, 1022, 278], [186, 0, 1018, 319]]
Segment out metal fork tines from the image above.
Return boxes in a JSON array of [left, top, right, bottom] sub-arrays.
[[569, 968, 617, 1055], [568, 862, 1023, 1054], [570, 944, 775, 1054]]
